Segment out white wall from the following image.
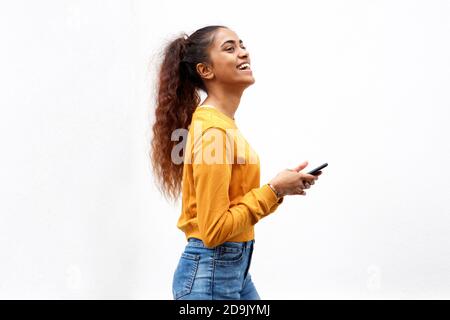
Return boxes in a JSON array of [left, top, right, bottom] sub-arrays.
[[0, 0, 449, 299]]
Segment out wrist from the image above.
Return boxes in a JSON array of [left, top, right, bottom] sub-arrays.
[[268, 183, 282, 199]]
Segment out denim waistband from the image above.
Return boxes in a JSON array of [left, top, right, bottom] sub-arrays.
[[187, 237, 254, 250]]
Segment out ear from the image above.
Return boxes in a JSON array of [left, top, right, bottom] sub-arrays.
[[196, 62, 214, 80]]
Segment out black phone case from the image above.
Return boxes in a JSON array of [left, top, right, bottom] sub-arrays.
[[307, 163, 328, 175]]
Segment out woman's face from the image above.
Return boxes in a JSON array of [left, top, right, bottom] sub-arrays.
[[197, 28, 255, 89]]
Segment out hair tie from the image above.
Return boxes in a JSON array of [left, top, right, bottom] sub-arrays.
[[183, 34, 190, 46]]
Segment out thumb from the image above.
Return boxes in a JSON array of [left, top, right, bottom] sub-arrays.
[[291, 161, 308, 172]]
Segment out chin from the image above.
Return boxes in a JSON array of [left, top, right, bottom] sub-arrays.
[[246, 77, 256, 87], [229, 76, 255, 89], [241, 76, 256, 87]]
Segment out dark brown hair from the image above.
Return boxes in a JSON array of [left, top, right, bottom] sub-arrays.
[[150, 25, 227, 202]]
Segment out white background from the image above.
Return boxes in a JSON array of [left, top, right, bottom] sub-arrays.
[[0, 0, 449, 299]]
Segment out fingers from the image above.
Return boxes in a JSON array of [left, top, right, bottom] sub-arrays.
[[294, 185, 305, 195], [292, 161, 308, 172], [301, 175, 318, 190], [306, 174, 319, 181], [293, 168, 323, 196], [299, 173, 318, 184]]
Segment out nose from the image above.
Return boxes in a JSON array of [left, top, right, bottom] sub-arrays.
[[239, 47, 249, 58]]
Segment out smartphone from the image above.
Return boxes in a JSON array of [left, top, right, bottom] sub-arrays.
[[306, 163, 328, 175]]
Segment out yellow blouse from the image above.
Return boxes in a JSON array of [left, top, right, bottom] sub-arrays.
[[177, 105, 284, 248]]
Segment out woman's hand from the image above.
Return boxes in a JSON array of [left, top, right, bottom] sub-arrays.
[[268, 161, 321, 196]]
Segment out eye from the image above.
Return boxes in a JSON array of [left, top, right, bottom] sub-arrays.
[[225, 46, 246, 52]]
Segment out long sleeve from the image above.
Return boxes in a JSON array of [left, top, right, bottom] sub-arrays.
[[267, 194, 284, 214], [192, 126, 282, 248]]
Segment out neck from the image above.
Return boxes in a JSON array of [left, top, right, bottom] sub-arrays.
[[201, 86, 244, 120]]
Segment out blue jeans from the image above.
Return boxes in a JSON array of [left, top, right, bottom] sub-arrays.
[[172, 238, 260, 300]]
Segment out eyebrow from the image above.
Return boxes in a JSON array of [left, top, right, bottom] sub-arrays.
[[221, 39, 243, 47]]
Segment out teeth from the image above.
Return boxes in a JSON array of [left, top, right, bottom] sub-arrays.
[[238, 63, 250, 70]]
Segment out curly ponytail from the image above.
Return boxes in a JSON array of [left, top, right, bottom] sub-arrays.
[[150, 25, 227, 202]]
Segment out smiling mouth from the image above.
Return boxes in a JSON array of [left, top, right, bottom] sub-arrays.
[[237, 63, 251, 71]]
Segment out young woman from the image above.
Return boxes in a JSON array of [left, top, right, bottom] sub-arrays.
[[150, 25, 321, 300]]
